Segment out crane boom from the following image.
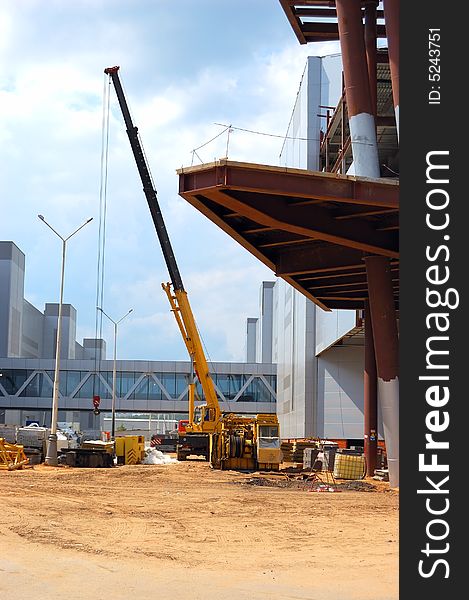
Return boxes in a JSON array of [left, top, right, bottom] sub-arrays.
[[104, 66, 183, 291], [104, 66, 281, 472], [105, 65, 220, 426]]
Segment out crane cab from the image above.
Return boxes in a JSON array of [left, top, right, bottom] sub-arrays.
[[256, 417, 281, 471]]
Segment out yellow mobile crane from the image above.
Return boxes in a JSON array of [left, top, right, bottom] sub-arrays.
[[105, 66, 281, 470]]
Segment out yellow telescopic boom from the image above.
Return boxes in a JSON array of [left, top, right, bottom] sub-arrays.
[[162, 284, 220, 428]]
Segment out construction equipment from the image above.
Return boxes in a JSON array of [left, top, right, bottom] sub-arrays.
[[16, 423, 49, 462], [60, 440, 114, 468], [150, 432, 178, 452], [0, 438, 29, 470], [115, 435, 145, 465], [105, 65, 281, 471]]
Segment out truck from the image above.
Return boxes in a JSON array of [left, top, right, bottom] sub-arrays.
[[105, 65, 281, 471]]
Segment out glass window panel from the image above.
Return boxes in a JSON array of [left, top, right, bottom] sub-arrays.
[[77, 374, 94, 398], [238, 377, 261, 403], [0, 369, 28, 394], [175, 373, 189, 396], [133, 376, 150, 400], [38, 373, 53, 398], [215, 374, 230, 397], [229, 374, 246, 399], [19, 373, 38, 397], [243, 377, 276, 403], [20, 373, 53, 398], [96, 375, 111, 399], [148, 378, 164, 400], [65, 371, 82, 396], [101, 371, 113, 387], [259, 425, 279, 438], [118, 372, 135, 397], [74, 374, 109, 399], [160, 373, 176, 397], [58, 371, 67, 396], [266, 375, 277, 392]]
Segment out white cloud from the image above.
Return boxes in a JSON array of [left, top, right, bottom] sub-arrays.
[[0, 1, 328, 361]]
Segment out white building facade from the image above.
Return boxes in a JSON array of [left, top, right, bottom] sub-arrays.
[[256, 55, 375, 443]]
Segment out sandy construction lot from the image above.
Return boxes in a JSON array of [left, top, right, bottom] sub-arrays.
[[1, 461, 398, 600]]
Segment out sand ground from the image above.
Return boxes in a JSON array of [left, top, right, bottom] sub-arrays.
[[0, 460, 398, 600]]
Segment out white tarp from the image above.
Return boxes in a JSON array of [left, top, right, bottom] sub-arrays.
[[143, 448, 178, 465]]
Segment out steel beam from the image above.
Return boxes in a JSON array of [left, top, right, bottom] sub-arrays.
[[279, 0, 307, 43], [276, 244, 365, 276], [216, 189, 397, 256], [178, 161, 399, 208]]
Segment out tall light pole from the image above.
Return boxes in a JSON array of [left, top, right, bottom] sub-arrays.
[[38, 214, 93, 466], [96, 306, 133, 439]]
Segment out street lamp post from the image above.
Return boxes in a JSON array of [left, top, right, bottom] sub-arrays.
[[38, 214, 93, 466], [96, 307, 133, 439]]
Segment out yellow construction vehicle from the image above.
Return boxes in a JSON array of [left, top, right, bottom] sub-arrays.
[[105, 65, 281, 471]]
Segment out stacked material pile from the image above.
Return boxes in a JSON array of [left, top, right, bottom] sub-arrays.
[[0, 425, 17, 444], [281, 440, 319, 463]]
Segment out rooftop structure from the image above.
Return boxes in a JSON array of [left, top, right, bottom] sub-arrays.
[[177, 160, 398, 311], [279, 0, 387, 44]]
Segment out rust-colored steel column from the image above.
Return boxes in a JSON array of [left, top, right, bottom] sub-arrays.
[[364, 300, 378, 476], [364, 1, 378, 119], [365, 256, 399, 488], [335, 0, 380, 178], [383, 0, 400, 137]]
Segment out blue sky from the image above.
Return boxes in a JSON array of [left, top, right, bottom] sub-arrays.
[[0, 0, 339, 362]]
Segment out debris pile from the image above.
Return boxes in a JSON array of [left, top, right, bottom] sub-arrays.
[[236, 475, 377, 493], [143, 448, 178, 465]]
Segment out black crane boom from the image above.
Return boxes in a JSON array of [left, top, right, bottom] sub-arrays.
[[104, 65, 184, 292]]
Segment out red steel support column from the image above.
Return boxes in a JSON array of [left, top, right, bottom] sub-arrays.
[[383, 0, 400, 137], [365, 256, 399, 488], [364, 1, 378, 119], [364, 300, 378, 476], [335, 0, 380, 178]]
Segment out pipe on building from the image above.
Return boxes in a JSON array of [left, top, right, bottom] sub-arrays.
[[365, 255, 399, 488], [383, 0, 400, 137], [364, 1, 378, 118], [336, 0, 380, 178], [364, 300, 378, 476]]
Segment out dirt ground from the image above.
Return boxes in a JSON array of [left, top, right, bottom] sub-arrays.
[[0, 460, 398, 600]]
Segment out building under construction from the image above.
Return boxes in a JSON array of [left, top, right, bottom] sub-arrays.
[[177, 1, 400, 486]]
